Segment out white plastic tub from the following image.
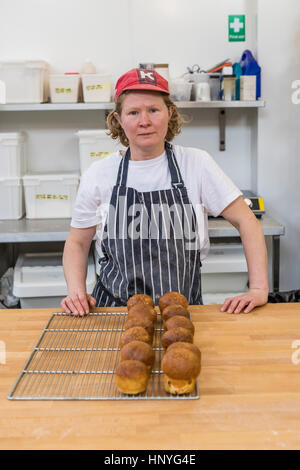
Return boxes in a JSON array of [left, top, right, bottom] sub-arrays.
[[76, 129, 124, 173], [0, 132, 27, 177], [13, 252, 96, 308], [169, 79, 192, 101], [0, 177, 24, 220], [23, 172, 79, 219], [49, 74, 81, 103], [81, 74, 112, 102], [0, 60, 49, 103], [201, 244, 248, 294]]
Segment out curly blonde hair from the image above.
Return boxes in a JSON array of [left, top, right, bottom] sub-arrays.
[[106, 90, 184, 147]]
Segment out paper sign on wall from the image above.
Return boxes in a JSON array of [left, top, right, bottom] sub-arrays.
[[228, 15, 245, 42]]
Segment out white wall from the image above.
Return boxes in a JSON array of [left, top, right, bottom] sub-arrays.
[[257, 0, 300, 290], [0, 0, 257, 78]]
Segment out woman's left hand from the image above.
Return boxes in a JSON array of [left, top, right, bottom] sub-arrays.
[[220, 288, 269, 314]]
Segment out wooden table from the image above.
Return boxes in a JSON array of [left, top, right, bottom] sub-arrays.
[[0, 304, 300, 450]]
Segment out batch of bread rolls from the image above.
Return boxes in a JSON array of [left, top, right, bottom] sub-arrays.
[[114, 291, 201, 396]]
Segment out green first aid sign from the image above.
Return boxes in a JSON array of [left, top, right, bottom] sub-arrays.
[[228, 15, 245, 42]]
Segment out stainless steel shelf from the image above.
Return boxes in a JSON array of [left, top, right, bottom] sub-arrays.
[[0, 214, 284, 243], [0, 100, 265, 111], [175, 100, 265, 108], [208, 214, 285, 237], [0, 218, 72, 242]]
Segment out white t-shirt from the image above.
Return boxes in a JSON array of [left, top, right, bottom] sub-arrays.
[[71, 144, 242, 260]]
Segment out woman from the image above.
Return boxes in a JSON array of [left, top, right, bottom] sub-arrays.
[[61, 68, 268, 315]]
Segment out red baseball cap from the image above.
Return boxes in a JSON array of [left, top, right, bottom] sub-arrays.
[[114, 68, 169, 102]]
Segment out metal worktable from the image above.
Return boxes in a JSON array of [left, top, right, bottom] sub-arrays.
[[0, 214, 284, 291]]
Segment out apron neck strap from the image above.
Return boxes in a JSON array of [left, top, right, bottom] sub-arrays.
[[165, 142, 185, 188], [116, 142, 184, 188], [116, 147, 131, 186]]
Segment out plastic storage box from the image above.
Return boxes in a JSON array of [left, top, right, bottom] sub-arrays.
[[49, 74, 81, 103], [76, 129, 124, 173], [201, 243, 248, 295], [169, 79, 192, 101], [23, 172, 79, 219], [0, 60, 49, 103], [0, 132, 27, 177], [0, 177, 24, 220], [13, 252, 96, 308], [81, 74, 112, 102]]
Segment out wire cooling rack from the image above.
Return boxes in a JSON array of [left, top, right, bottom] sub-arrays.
[[8, 312, 199, 400]]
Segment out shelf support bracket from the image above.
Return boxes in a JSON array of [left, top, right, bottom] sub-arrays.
[[219, 109, 226, 151]]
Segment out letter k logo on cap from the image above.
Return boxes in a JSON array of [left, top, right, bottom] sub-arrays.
[[137, 69, 157, 85], [139, 70, 155, 81]]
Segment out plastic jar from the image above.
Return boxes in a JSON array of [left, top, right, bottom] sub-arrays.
[[223, 77, 236, 101], [209, 74, 221, 100], [193, 73, 211, 101], [169, 79, 192, 101]]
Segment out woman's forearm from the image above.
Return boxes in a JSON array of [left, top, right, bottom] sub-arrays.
[[238, 215, 269, 291], [63, 237, 90, 293], [61, 226, 96, 315]]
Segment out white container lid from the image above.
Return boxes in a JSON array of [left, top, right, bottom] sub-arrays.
[[0, 132, 26, 145], [0, 176, 22, 185], [50, 74, 80, 79], [0, 60, 49, 69], [81, 73, 111, 78], [0, 132, 26, 139], [23, 171, 79, 182], [13, 252, 96, 297], [76, 129, 109, 138]]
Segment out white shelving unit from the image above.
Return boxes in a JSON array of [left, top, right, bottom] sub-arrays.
[[0, 100, 265, 111]]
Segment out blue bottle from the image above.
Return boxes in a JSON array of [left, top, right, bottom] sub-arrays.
[[240, 50, 261, 99]]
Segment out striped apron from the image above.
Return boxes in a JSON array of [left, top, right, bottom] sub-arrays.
[[92, 142, 202, 307]]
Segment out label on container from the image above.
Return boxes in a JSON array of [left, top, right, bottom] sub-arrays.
[[90, 152, 112, 158], [55, 88, 73, 94], [228, 15, 245, 42], [35, 194, 68, 200], [86, 84, 111, 91]]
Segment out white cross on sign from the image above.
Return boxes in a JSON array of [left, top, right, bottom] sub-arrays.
[[230, 17, 244, 33]]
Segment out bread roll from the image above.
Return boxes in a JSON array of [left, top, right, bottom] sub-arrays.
[[165, 315, 195, 335], [124, 315, 154, 338], [162, 347, 201, 394], [166, 341, 201, 361], [115, 360, 148, 394], [161, 327, 193, 349], [120, 340, 154, 374], [120, 326, 152, 349], [159, 291, 188, 313], [162, 304, 189, 322], [127, 303, 157, 323], [127, 294, 155, 311]]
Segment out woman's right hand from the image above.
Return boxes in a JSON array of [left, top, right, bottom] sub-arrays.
[[60, 289, 96, 316]]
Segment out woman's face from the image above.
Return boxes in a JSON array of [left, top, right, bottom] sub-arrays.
[[115, 91, 173, 154]]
